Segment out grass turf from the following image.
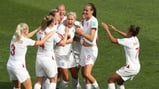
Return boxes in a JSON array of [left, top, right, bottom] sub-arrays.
[[0, 0, 159, 88]]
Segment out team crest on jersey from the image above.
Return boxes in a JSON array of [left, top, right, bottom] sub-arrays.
[[119, 39, 124, 42], [93, 22, 96, 26]]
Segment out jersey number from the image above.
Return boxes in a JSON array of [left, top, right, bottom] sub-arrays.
[[39, 38, 45, 49], [135, 48, 139, 59], [10, 44, 15, 56]]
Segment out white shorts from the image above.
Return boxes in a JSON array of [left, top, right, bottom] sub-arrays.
[[80, 46, 98, 67], [56, 52, 77, 69], [116, 65, 140, 81], [36, 54, 57, 78], [7, 66, 30, 83]]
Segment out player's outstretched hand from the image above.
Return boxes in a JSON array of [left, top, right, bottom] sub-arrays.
[[102, 22, 109, 31], [109, 25, 118, 32], [75, 27, 82, 35]]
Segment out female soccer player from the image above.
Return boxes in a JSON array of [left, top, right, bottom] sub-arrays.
[[7, 23, 54, 89], [55, 12, 78, 89], [102, 23, 141, 89], [75, 3, 100, 89], [34, 15, 69, 89], [48, 9, 60, 31], [57, 4, 67, 24]]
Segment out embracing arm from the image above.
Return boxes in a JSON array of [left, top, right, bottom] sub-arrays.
[[102, 22, 117, 43], [26, 27, 40, 38], [76, 27, 96, 42], [109, 25, 127, 37], [57, 27, 69, 46], [35, 31, 54, 46]]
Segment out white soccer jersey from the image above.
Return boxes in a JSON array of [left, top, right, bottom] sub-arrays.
[[60, 16, 67, 24], [81, 16, 98, 45], [36, 27, 61, 55], [117, 36, 140, 69], [55, 24, 75, 55], [7, 36, 36, 69], [52, 24, 60, 31]]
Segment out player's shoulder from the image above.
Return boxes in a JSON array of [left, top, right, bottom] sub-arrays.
[[91, 16, 98, 22]]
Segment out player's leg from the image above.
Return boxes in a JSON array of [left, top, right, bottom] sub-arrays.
[[81, 67, 87, 89], [70, 67, 78, 89], [13, 80, 21, 89], [117, 78, 125, 89], [34, 77, 44, 89], [48, 74, 57, 89], [61, 68, 69, 89], [22, 78, 32, 89], [108, 72, 121, 89], [42, 77, 50, 89], [83, 64, 99, 89], [56, 68, 62, 89]]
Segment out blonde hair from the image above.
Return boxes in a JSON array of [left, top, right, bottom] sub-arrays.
[[41, 15, 54, 31], [15, 23, 28, 41], [67, 12, 76, 19]]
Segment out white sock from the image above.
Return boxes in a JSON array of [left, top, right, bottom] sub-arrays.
[[42, 78, 50, 89], [34, 83, 41, 89], [92, 81, 100, 89], [86, 84, 92, 89], [49, 83, 56, 89], [13, 87, 20, 89], [117, 85, 125, 89], [77, 79, 81, 89], [62, 80, 68, 89], [56, 78, 61, 89], [108, 83, 115, 89], [83, 78, 86, 89], [72, 78, 78, 89]]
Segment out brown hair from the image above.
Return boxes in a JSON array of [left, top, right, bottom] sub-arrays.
[[49, 9, 59, 17], [86, 3, 97, 17], [41, 15, 54, 31], [129, 25, 140, 36]]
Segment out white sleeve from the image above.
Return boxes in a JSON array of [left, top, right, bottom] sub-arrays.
[[25, 38, 36, 46], [91, 19, 98, 30], [117, 38, 132, 48]]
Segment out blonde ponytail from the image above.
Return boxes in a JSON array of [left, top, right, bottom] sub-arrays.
[[15, 23, 28, 41]]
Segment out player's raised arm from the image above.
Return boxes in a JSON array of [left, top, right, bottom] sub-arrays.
[[102, 22, 117, 43], [36, 30, 55, 46], [109, 25, 127, 37], [57, 26, 69, 46], [26, 27, 40, 38]]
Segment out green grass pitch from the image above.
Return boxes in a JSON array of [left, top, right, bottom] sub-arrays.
[[0, 0, 159, 89]]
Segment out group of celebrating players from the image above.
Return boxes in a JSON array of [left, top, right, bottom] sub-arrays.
[[6, 3, 141, 89]]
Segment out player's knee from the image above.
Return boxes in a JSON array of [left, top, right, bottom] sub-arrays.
[[63, 76, 69, 81], [117, 79, 124, 85], [83, 72, 90, 78], [108, 77, 115, 83]]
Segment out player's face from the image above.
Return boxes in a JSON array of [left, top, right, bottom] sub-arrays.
[[54, 12, 60, 23], [58, 6, 66, 17], [83, 5, 93, 19], [24, 26, 29, 35], [67, 15, 75, 28]]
